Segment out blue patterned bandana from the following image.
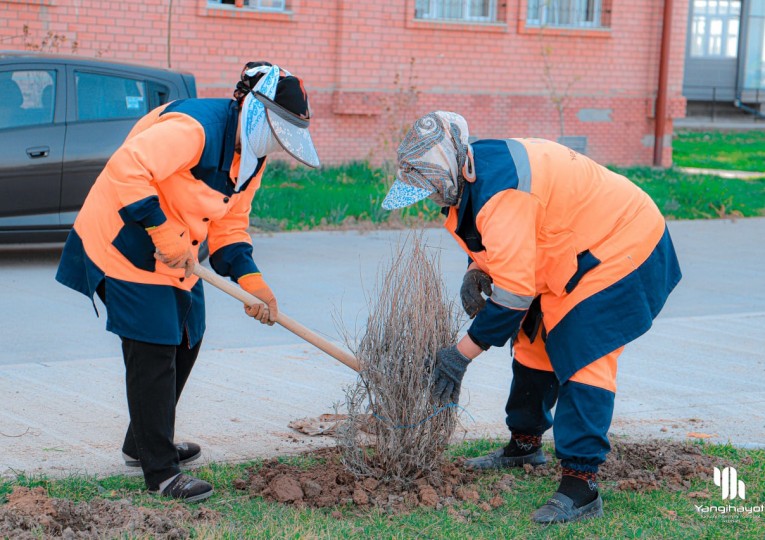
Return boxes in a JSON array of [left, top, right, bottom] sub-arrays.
[[238, 65, 281, 191], [382, 112, 471, 210]]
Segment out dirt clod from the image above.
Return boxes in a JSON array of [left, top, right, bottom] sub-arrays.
[[456, 487, 480, 502], [352, 489, 369, 506], [268, 475, 304, 503], [498, 474, 515, 492], [362, 478, 379, 491], [233, 478, 247, 490], [418, 485, 439, 508], [301, 479, 323, 498]]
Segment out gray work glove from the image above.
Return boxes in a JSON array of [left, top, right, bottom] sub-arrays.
[[460, 268, 493, 318], [431, 345, 471, 404]]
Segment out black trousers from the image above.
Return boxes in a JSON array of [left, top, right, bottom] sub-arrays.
[[120, 334, 201, 490], [505, 359, 615, 473]]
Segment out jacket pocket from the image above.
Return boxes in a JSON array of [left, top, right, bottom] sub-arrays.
[[521, 295, 545, 343], [565, 250, 601, 294], [112, 222, 156, 272]]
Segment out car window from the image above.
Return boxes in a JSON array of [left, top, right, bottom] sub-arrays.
[[0, 69, 56, 130], [75, 71, 148, 121]]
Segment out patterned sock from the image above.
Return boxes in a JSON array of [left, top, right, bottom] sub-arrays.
[[558, 468, 599, 506], [503, 433, 542, 457]]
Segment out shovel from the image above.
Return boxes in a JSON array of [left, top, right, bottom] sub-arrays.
[[192, 262, 360, 372]]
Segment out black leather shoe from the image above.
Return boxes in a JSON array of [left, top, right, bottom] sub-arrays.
[[123, 442, 202, 468], [531, 492, 604, 524], [152, 473, 213, 503], [464, 446, 547, 470]]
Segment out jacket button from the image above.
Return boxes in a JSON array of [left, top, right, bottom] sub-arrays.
[[192, 240, 199, 246], [179, 277, 185, 282], [202, 217, 209, 222], [223, 197, 230, 203]]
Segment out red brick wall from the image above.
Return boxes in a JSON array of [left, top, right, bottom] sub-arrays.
[[0, 0, 688, 166]]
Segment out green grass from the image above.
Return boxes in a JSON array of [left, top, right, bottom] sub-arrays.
[[250, 161, 441, 231], [2, 441, 763, 539], [251, 160, 765, 232], [672, 130, 765, 172], [611, 167, 765, 220]]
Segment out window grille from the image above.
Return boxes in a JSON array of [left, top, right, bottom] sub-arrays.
[[527, 0, 610, 28], [415, 0, 497, 22], [209, 0, 287, 11]]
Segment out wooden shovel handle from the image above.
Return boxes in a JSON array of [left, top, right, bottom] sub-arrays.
[[192, 263, 360, 372]]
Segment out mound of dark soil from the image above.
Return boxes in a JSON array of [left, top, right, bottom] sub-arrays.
[[0, 486, 218, 539], [0, 440, 721, 536], [605, 439, 718, 491], [238, 440, 720, 511], [235, 447, 512, 512], [521, 440, 719, 492]]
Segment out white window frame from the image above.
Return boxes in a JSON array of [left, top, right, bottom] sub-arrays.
[[415, 0, 498, 23], [688, 0, 742, 58], [207, 0, 287, 12], [526, 0, 606, 29]]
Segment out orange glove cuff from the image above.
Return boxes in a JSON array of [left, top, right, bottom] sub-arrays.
[[147, 223, 189, 261], [238, 273, 275, 305]]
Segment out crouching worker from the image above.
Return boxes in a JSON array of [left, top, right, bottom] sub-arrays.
[[381, 112, 681, 523], [55, 62, 320, 502]]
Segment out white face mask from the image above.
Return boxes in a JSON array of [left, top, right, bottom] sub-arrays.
[[236, 106, 285, 191], [248, 119, 282, 158], [262, 129, 284, 157]]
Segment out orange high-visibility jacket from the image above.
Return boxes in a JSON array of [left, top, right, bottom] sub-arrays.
[[446, 138, 681, 381], [56, 99, 266, 346]]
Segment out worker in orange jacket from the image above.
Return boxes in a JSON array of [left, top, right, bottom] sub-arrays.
[[382, 112, 681, 524], [56, 62, 320, 502]]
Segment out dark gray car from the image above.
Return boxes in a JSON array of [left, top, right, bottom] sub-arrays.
[[0, 52, 197, 243]]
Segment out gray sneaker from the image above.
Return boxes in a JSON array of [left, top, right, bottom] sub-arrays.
[[531, 492, 604, 524], [464, 446, 547, 470]]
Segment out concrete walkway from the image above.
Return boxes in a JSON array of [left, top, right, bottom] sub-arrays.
[[677, 166, 765, 179], [674, 116, 765, 131], [1, 219, 764, 480]]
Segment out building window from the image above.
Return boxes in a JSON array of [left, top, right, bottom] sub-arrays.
[[209, 0, 287, 11], [742, 0, 765, 89], [526, 0, 610, 28], [415, 0, 497, 22], [689, 0, 741, 58]]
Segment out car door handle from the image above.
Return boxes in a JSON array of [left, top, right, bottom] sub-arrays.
[[26, 146, 50, 158]]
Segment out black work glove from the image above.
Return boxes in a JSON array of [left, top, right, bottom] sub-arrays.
[[431, 345, 471, 404], [460, 268, 493, 318]]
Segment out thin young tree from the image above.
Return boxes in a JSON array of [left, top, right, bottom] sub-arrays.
[[340, 233, 461, 486]]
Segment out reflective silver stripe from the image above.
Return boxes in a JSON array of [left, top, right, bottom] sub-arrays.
[[490, 287, 534, 310], [504, 139, 532, 193]]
